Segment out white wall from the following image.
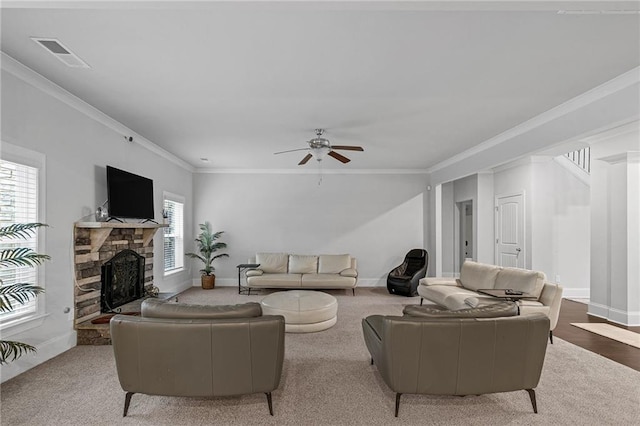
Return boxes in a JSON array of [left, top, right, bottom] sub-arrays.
[[439, 181, 455, 275], [476, 172, 494, 264], [1, 68, 193, 381], [531, 158, 590, 296], [589, 126, 640, 325], [192, 172, 428, 286]]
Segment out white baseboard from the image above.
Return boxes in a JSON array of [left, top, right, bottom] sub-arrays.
[[1, 331, 77, 383], [191, 278, 237, 287], [162, 279, 193, 295], [561, 288, 590, 299], [191, 278, 387, 288], [588, 301, 640, 326]]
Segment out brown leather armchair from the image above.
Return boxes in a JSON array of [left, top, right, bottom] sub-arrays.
[[110, 299, 285, 417], [362, 309, 549, 417]]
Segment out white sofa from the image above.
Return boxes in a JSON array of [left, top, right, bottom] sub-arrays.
[[417, 261, 563, 342], [246, 253, 358, 294]]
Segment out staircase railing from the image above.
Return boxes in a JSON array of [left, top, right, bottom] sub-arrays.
[[565, 147, 590, 174]]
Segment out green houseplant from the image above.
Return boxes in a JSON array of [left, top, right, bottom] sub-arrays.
[[0, 223, 49, 364], [186, 222, 228, 289]]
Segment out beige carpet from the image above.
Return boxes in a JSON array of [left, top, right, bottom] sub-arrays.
[[571, 322, 640, 349], [2, 287, 640, 425]]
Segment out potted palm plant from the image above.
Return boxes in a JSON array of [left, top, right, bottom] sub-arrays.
[[0, 223, 49, 364], [186, 222, 228, 289]]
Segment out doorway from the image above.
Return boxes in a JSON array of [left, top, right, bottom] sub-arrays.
[[455, 200, 473, 271], [495, 192, 525, 268]]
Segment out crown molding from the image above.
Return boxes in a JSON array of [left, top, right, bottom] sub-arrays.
[[598, 151, 640, 164], [195, 168, 429, 175], [1, 52, 195, 173], [426, 66, 640, 175], [579, 119, 640, 145]]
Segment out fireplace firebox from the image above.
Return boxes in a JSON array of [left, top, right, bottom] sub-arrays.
[[101, 249, 145, 313]]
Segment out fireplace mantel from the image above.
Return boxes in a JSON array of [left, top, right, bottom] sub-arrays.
[[75, 222, 168, 252]]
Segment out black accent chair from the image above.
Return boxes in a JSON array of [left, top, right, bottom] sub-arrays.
[[386, 249, 428, 297]]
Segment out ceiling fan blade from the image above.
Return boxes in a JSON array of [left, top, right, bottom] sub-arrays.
[[298, 153, 313, 165], [328, 150, 351, 164], [331, 145, 364, 152], [274, 148, 310, 155]]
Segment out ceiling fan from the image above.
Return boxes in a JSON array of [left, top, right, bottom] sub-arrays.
[[274, 129, 364, 165]]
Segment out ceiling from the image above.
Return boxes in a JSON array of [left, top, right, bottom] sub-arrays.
[[2, 1, 639, 171]]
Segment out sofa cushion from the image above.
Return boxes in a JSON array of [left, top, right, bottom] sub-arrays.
[[419, 277, 459, 286], [141, 298, 262, 319], [301, 273, 356, 288], [494, 267, 545, 299], [403, 301, 518, 318], [463, 296, 501, 308], [256, 252, 289, 273], [418, 284, 480, 310], [459, 261, 501, 291], [318, 254, 351, 274], [289, 255, 318, 274], [246, 273, 302, 287]]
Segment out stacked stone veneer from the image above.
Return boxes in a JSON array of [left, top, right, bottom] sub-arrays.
[[74, 227, 154, 327]]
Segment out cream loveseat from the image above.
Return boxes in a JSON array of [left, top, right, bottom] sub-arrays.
[[417, 261, 563, 343], [246, 253, 358, 294]]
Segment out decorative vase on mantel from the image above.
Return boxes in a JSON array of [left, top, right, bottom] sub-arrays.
[[201, 274, 215, 289]]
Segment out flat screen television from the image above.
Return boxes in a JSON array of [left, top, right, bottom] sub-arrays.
[[106, 166, 154, 220]]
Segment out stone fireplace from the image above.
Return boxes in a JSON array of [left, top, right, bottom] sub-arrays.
[[74, 222, 165, 344]]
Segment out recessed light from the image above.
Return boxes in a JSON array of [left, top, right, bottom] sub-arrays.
[[200, 158, 210, 163]]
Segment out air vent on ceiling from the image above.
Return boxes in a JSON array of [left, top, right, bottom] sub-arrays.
[[31, 37, 90, 68]]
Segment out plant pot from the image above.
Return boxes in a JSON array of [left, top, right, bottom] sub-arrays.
[[201, 274, 215, 289]]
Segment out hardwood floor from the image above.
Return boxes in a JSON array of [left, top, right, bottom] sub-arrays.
[[554, 299, 640, 371]]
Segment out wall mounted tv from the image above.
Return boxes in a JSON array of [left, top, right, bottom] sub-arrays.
[[106, 166, 154, 220]]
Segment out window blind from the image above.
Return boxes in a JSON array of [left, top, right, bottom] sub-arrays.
[[0, 160, 39, 322], [163, 198, 184, 273]]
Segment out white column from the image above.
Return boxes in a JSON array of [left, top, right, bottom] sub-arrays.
[[589, 132, 640, 325]]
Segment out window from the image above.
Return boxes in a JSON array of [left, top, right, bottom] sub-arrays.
[[163, 193, 184, 275], [0, 147, 44, 326]]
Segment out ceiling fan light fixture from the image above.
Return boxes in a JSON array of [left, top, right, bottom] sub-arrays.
[[310, 145, 331, 161]]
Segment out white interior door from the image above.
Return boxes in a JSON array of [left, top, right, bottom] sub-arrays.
[[495, 193, 525, 268]]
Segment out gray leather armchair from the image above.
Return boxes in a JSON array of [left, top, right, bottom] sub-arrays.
[[362, 310, 549, 417], [110, 299, 285, 416]]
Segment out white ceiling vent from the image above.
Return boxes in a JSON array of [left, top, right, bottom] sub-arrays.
[[31, 37, 90, 68]]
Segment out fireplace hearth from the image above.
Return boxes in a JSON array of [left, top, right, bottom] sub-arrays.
[[101, 249, 145, 313]]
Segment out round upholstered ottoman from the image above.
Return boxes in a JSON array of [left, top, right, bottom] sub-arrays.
[[260, 290, 338, 333]]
